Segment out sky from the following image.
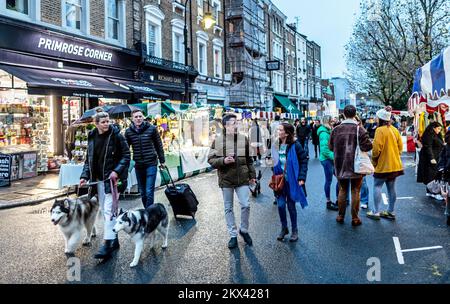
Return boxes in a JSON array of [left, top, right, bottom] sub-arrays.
[[271, 0, 361, 78]]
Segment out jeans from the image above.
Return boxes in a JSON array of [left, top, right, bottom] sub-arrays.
[[314, 144, 320, 158], [276, 182, 298, 232], [135, 165, 158, 208], [320, 159, 339, 201], [338, 177, 363, 219], [222, 186, 250, 238], [97, 182, 116, 240], [360, 177, 369, 205], [373, 177, 397, 214]]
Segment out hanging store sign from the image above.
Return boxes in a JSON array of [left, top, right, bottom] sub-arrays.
[[266, 60, 280, 71]]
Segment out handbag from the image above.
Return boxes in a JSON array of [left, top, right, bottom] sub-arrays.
[[269, 162, 287, 192], [354, 126, 375, 175]]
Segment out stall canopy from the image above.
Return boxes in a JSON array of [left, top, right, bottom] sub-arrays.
[[274, 94, 301, 115], [409, 46, 450, 110], [0, 64, 130, 98], [107, 78, 169, 99], [146, 101, 191, 117]]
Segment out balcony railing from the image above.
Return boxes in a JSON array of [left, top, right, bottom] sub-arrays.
[[145, 55, 197, 74]]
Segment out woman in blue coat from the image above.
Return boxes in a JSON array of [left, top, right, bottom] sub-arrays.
[[272, 123, 309, 242]]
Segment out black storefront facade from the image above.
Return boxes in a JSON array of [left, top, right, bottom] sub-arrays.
[[0, 17, 144, 180], [136, 53, 199, 102]]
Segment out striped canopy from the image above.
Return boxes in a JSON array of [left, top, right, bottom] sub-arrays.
[[409, 46, 450, 111]]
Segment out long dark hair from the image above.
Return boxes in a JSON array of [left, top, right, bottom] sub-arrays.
[[423, 122, 442, 137], [280, 123, 295, 145]]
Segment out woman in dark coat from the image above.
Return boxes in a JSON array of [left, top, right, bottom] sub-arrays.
[[417, 122, 444, 195], [437, 130, 450, 225]]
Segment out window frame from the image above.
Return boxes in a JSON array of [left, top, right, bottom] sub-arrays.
[[171, 18, 185, 64], [62, 0, 89, 35], [213, 45, 223, 79], [145, 5, 165, 58], [104, 0, 126, 45], [0, 0, 40, 22]]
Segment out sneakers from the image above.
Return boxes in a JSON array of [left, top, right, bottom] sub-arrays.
[[239, 230, 253, 246], [327, 201, 339, 211], [432, 194, 445, 201], [289, 230, 299, 242], [277, 227, 289, 241], [228, 237, 238, 249], [380, 211, 396, 220], [366, 211, 381, 220], [361, 203, 368, 209]]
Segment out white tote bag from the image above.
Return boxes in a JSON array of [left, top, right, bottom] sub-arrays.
[[354, 126, 375, 175]]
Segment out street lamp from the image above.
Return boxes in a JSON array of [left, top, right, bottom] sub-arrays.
[[183, 0, 216, 104]]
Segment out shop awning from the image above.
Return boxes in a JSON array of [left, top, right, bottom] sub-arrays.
[[106, 78, 169, 99], [0, 64, 130, 98], [274, 94, 301, 115]]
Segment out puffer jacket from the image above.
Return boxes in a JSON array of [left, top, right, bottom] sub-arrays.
[[125, 121, 165, 168], [208, 132, 256, 188], [329, 119, 373, 179], [80, 125, 130, 194], [317, 125, 334, 162]]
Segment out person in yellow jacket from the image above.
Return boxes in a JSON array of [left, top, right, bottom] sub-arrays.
[[367, 108, 404, 221]]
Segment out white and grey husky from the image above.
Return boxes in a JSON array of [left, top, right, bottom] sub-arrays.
[[50, 195, 99, 256], [113, 203, 169, 267]]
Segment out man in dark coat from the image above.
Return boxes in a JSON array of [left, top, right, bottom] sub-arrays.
[[125, 110, 166, 208], [296, 118, 311, 148], [311, 119, 321, 158], [329, 105, 372, 226], [80, 112, 130, 259]]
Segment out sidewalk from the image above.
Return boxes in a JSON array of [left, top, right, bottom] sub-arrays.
[[0, 172, 72, 210]]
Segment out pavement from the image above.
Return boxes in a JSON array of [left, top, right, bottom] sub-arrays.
[[0, 146, 449, 284], [0, 172, 73, 210]]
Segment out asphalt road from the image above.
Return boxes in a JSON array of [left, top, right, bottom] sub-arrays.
[[0, 146, 449, 284]]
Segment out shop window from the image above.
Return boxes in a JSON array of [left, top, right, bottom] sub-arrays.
[[0, 71, 52, 177]]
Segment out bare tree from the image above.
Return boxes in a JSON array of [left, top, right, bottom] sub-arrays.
[[346, 0, 450, 109]]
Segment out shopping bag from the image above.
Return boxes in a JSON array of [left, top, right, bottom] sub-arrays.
[[427, 180, 444, 195], [354, 126, 374, 175]]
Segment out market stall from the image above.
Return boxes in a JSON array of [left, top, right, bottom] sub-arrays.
[[409, 46, 450, 139]]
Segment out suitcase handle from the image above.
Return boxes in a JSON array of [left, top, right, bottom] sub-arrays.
[[159, 165, 176, 188]]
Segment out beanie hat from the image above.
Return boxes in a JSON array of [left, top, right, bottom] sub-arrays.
[[376, 109, 391, 121]]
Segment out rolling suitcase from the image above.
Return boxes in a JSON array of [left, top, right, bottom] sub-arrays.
[[160, 167, 199, 219]]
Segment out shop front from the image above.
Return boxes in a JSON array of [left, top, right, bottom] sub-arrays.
[[0, 17, 140, 181], [192, 80, 228, 106], [137, 55, 199, 103]]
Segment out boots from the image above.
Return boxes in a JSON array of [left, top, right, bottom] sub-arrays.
[[289, 230, 299, 242], [277, 227, 289, 241], [94, 237, 120, 259]]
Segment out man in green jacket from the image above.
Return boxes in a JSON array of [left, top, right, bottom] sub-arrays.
[[208, 114, 257, 249], [317, 116, 339, 211]]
